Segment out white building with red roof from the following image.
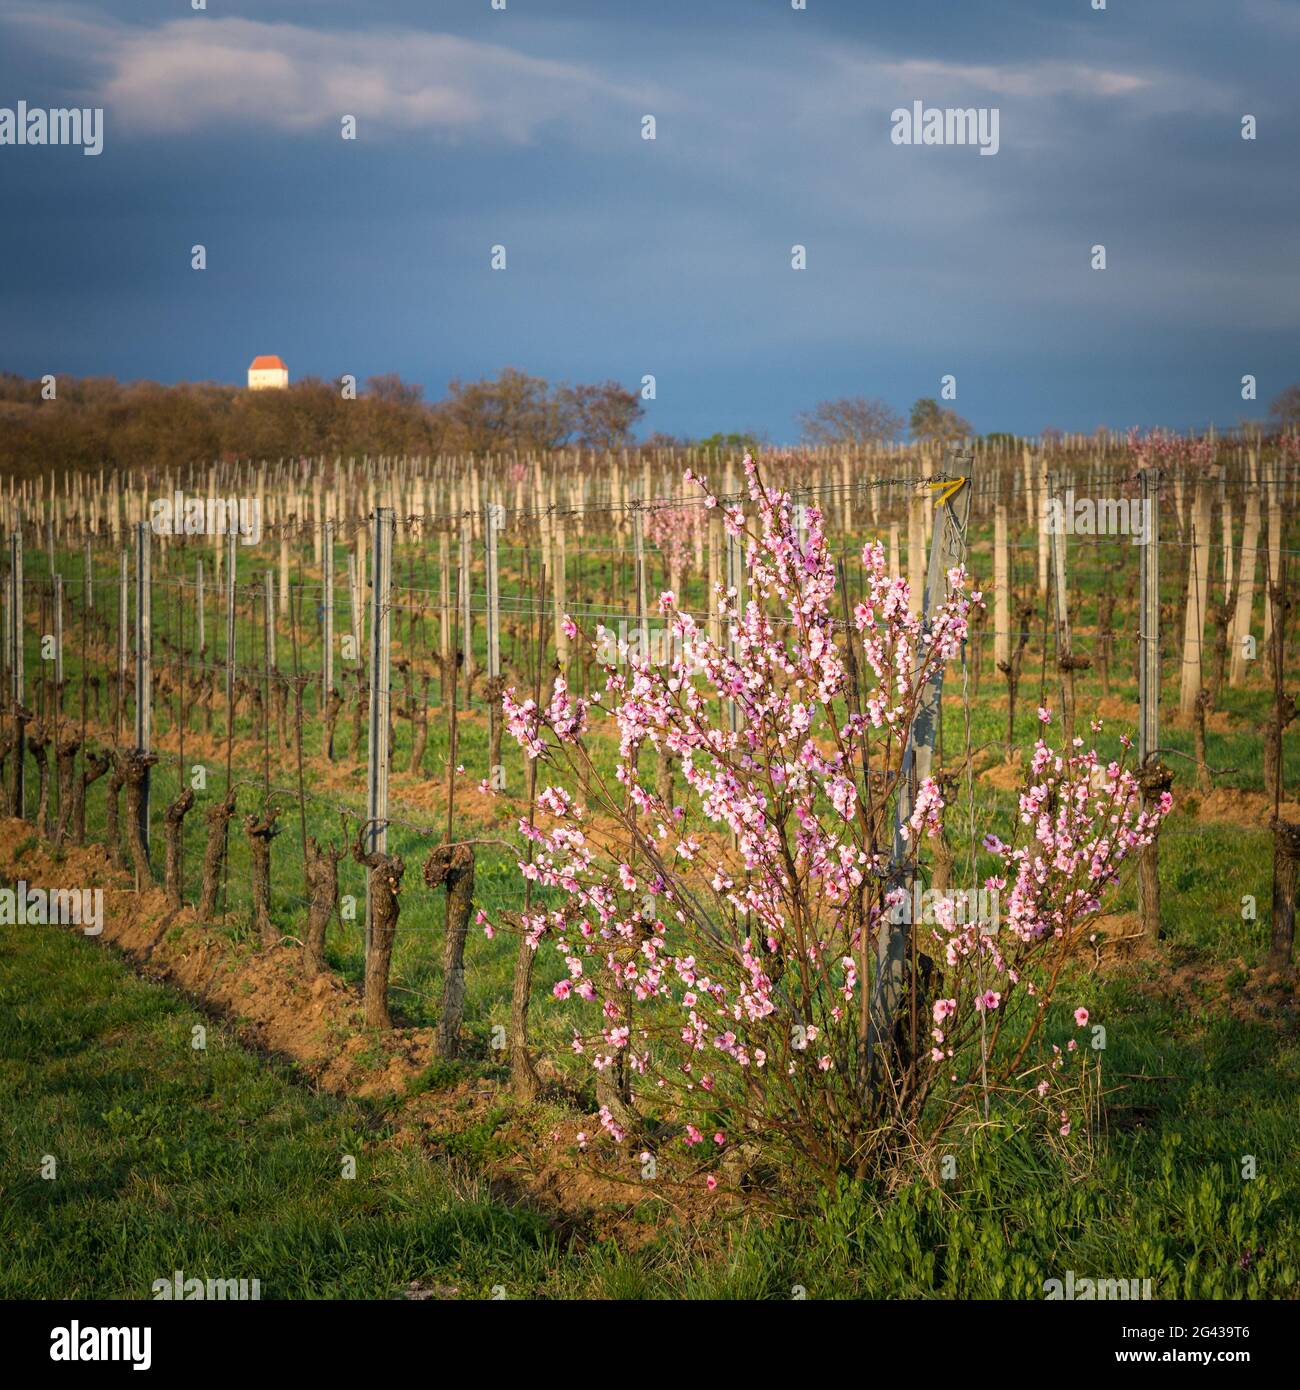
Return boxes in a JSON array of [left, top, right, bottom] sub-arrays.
[[247, 354, 288, 390]]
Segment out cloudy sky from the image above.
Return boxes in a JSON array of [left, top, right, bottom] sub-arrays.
[[1, 0, 1297, 439]]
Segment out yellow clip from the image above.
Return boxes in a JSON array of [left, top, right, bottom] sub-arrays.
[[928, 475, 968, 507]]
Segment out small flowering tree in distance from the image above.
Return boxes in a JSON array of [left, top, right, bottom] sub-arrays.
[[490, 456, 1170, 1190], [643, 503, 695, 599]]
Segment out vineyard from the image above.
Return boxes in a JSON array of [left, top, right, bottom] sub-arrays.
[[3, 434, 1299, 1298]]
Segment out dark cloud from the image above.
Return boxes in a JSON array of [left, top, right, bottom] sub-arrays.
[[0, 0, 1295, 437]]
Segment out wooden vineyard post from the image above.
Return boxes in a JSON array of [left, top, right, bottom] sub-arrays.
[[278, 530, 290, 616], [354, 522, 367, 659], [1179, 474, 1213, 714], [264, 569, 276, 673], [993, 500, 1010, 672], [163, 579, 195, 908], [1, 553, 8, 717], [347, 551, 362, 683], [53, 572, 63, 709], [633, 504, 650, 662], [116, 548, 127, 742], [196, 559, 205, 658], [708, 507, 723, 650], [133, 521, 152, 869], [1137, 465, 1169, 944], [322, 519, 335, 705], [364, 507, 393, 958], [224, 526, 237, 784], [907, 490, 924, 616], [1035, 452, 1049, 596], [1263, 478, 1285, 684], [8, 529, 24, 818], [553, 511, 569, 673], [1138, 466, 1161, 772], [484, 500, 504, 783], [459, 518, 474, 700], [1047, 472, 1088, 746], [265, 568, 284, 755], [438, 529, 451, 705], [724, 514, 744, 735], [1230, 455, 1261, 686]]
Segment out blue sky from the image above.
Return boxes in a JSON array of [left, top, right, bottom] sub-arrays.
[[1, 0, 1297, 440]]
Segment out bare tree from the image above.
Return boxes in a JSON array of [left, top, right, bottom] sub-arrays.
[[440, 368, 572, 452], [1268, 383, 1300, 429], [365, 373, 423, 406], [910, 397, 971, 443], [564, 381, 644, 450], [798, 396, 902, 446]]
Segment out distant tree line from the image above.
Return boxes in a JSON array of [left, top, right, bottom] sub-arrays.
[[4, 368, 1294, 478], [0, 368, 644, 477]]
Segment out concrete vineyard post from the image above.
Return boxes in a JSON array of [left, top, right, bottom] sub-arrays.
[[869, 457, 972, 1080]]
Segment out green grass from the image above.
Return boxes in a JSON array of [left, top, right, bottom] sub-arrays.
[[0, 922, 576, 1299], [2, 916, 1297, 1298]]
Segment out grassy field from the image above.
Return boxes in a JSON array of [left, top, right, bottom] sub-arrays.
[[2, 810, 1298, 1299]]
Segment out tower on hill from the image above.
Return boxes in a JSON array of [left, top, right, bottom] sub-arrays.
[[247, 355, 288, 390]]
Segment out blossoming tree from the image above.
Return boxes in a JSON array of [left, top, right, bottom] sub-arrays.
[[489, 456, 1170, 1188]]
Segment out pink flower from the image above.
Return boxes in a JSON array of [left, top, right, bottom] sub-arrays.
[[705, 1175, 718, 1191], [484, 458, 1167, 1175], [1074, 1007, 1089, 1027]]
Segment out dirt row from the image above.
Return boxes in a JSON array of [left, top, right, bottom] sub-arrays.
[[0, 819, 678, 1238]]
